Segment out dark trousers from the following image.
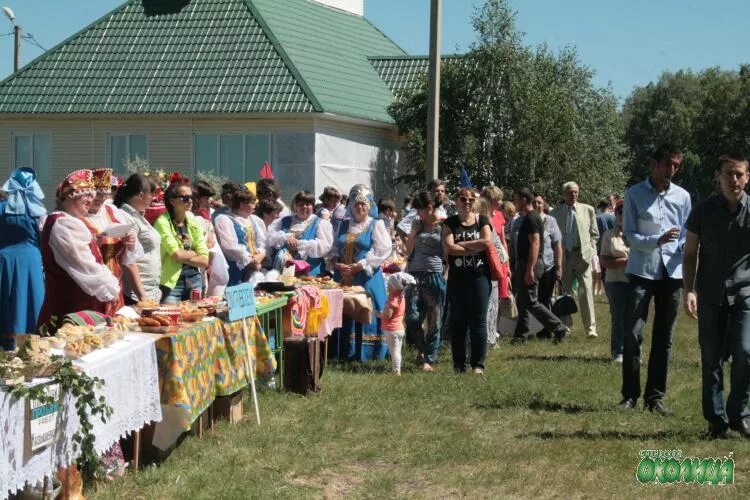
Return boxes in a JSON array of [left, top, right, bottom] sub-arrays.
[[621, 274, 682, 403], [448, 276, 490, 372], [536, 267, 556, 337], [513, 261, 565, 338], [698, 295, 750, 429]]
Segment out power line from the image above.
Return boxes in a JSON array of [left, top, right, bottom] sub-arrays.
[[22, 33, 47, 51]]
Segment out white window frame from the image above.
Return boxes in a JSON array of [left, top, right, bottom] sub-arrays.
[[11, 132, 52, 184], [107, 132, 149, 172]]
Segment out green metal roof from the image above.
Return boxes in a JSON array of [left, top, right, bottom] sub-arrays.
[[0, 0, 410, 122], [369, 55, 465, 95], [250, 0, 405, 123]]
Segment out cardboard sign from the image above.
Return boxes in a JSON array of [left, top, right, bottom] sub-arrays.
[[225, 283, 256, 321], [25, 383, 61, 455]]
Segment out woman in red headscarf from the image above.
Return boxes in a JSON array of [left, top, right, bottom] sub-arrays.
[[37, 170, 121, 330]]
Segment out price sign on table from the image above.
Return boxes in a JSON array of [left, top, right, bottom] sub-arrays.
[[25, 383, 61, 456], [225, 283, 256, 322]]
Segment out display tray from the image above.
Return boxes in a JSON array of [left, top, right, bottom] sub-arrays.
[[133, 325, 181, 334]]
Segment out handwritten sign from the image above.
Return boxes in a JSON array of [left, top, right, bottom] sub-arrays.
[[26, 384, 61, 454], [226, 283, 256, 321]]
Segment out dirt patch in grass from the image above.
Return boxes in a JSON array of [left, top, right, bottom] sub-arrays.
[[286, 462, 391, 498]]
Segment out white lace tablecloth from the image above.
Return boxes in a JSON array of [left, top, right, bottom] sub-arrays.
[[0, 333, 162, 498]]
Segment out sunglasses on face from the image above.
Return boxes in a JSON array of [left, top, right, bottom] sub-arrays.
[[177, 195, 193, 203], [459, 196, 475, 204]]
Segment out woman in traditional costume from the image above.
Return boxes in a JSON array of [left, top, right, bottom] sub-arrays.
[[267, 191, 333, 277], [215, 187, 267, 286], [114, 173, 163, 304], [153, 182, 209, 304], [85, 168, 141, 311], [37, 170, 121, 330], [0, 168, 46, 348], [329, 184, 392, 361]]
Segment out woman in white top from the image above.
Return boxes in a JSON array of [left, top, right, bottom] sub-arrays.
[[267, 191, 333, 276], [215, 188, 268, 286], [37, 170, 121, 329], [114, 173, 162, 304], [328, 184, 392, 361]]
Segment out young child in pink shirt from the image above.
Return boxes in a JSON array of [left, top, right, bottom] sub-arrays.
[[381, 272, 416, 375]]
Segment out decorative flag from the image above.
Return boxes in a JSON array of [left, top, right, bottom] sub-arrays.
[[459, 165, 473, 189], [259, 161, 274, 180]]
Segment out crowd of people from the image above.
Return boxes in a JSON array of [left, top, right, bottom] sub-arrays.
[[0, 141, 748, 438]]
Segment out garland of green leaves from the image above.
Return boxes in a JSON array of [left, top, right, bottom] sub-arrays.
[[8, 356, 113, 481]]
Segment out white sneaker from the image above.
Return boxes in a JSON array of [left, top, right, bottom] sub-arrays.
[[613, 355, 623, 363], [587, 331, 598, 338]]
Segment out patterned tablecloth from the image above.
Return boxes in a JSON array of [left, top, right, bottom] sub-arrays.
[[151, 317, 275, 450], [1, 334, 161, 498]]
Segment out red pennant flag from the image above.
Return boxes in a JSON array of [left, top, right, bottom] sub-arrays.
[[259, 161, 274, 180]]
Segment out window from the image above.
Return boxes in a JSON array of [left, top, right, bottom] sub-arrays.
[[273, 133, 314, 193], [14, 133, 51, 183], [192, 133, 314, 192], [109, 133, 148, 173], [194, 133, 272, 182]]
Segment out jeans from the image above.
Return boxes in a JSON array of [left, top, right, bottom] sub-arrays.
[[160, 266, 203, 304], [698, 294, 750, 429], [514, 260, 566, 338], [447, 276, 490, 372], [621, 274, 682, 403], [405, 271, 447, 365], [604, 281, 629, 357]]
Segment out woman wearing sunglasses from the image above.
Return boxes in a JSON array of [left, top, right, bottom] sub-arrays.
[[153, 182, 209, 304], [442, 188, 493, 374]]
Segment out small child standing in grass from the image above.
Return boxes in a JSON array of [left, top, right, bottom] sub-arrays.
[[381, 272, 415, 375]]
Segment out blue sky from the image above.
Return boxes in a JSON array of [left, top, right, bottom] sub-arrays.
[[1, 0, 748, 101]]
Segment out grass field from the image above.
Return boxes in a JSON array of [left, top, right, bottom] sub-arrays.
[[91, 299, 749, 498]]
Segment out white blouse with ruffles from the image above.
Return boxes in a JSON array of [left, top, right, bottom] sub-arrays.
[[48, 212, 121, 303], [214, 212, 268, 269], [330, 217, 392, 276], [267, 214, 333, 260]]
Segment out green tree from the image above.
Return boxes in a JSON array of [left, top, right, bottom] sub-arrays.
[[389, 0, 628, 204], [622, 66, 750, 199]]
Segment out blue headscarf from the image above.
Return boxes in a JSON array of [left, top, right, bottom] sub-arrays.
[[1, 167, 47, 217], [346, 184, 378, 220]]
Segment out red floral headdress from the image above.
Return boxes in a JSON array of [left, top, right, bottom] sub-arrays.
[[91, 168, 113, 194], [57, 169, 95, 200]]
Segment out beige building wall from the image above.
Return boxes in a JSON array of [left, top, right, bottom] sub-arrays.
[[0, 114, 401, 207]]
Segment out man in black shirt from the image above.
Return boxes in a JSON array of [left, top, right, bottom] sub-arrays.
[[512, 189, 570, 343], [684, 153, 750, 439]]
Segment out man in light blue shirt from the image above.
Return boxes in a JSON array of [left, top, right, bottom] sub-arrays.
[[619, 144, 692, 415]]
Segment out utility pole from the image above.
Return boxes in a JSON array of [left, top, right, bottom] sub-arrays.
[[13, 24, 20, 72], [425, 0, 441, 183], [3, 6, 19, 72]]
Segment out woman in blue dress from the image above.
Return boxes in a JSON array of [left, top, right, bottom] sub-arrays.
[[267, 191, 333, 277], [0, 167, 46, 349], [330, 184, 392, 361]]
